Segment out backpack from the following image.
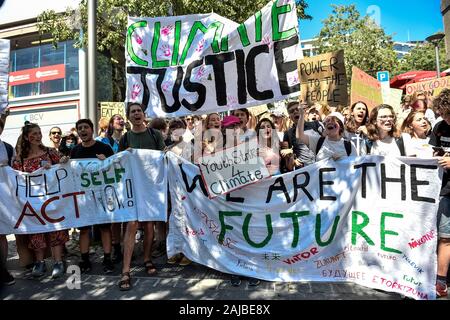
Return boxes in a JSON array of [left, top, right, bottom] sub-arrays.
[[4, 141, 13, 166], [365, 136, 406, 156], [316, 136, 352, 156], [121, 127, 161, 150]]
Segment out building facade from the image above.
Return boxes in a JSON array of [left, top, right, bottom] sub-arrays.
[[0, 0, 84, 146]]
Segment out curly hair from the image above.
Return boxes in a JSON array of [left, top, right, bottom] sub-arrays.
[[17, 123, 46, 160], [345, 101, 369, 134], [433, 88, 450, 116], [366, 104, 400, 141]]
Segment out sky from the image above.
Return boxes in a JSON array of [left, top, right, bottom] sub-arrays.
[[299, 0, 443, 42]]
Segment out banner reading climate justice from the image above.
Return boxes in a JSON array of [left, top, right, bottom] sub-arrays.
[[125, 0, 301, 118], [0, 150, 167, 235], [167, 153, 442, 300]]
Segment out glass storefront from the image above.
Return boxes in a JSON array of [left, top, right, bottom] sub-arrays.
[[9, 40, 79, 98]]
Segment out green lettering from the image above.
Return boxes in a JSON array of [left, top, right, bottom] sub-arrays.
[[315, 214, 340, 247], [271, 2, 296, 41], [102, 170, 115, 185], [243, 213, 273, 248], [171, 20, 182, 66], [380, 212, 403, 254], [280, 211, 309, 248], [126, 21, 148, 66], [179, 21, 225, 65], [237, 24, 250, 47], [218, 211, 242, 244], [351, 211, 375, 246], [114, 167, 126, 183], [91, 172, 101, 186], [151, 21, 170, 68], [80, 173, 90, 188], [255, 11, 262, 42]]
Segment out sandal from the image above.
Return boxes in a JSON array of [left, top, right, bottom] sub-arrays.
[[119, 272, 132, 291], [144, 260, 157, 275]]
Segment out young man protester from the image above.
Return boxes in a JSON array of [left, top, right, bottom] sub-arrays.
[[69, 119, 115, 274], [430, 89, 450, 298], [118, 103, 166, 291]]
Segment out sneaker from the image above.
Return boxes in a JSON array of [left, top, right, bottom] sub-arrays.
[[103, 258, 114, 274], [167, 254, 181, 264], [152, 240, 166, 258], [230, 275, 241, 287], [248, 277, 261, 286], [1, 270, 15, 286], [51, 261, 65, 279], [135, 229, 144, 241], [179, 256, 192, 266], [436, 281, 448, 298], [78, 260, 92, 274], [31, 261, 47, 278]]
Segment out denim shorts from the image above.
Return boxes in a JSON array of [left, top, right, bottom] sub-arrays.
[[437, 196, 450, 239]]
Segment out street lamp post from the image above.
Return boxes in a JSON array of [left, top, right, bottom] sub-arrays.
[[426, 33, 445, 78]]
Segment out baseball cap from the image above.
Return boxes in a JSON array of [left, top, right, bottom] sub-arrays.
[[325, 112, 345, 126], [222, 115, 241, 128]]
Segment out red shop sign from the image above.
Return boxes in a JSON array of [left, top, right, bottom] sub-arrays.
[[9, 64, 66, 86]]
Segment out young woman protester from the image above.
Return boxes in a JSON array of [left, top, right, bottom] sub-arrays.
[[13, 123, 69, 279], [400, 110, 433, 158], [365, 104, 406, 156], [345, 101, 369, 156], [255, 118, 282, 176], [296, 106, 357, 162]]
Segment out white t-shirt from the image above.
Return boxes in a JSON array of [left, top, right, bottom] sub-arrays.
[[309, 135, 357, 161], [370, 136, 401, 156], [402, 133, 433, 158]]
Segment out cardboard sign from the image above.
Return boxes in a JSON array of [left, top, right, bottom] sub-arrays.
[[198, 140, 270, 198], [351, 66, 383, 112], [100, 102, 126, 120], [298, 50, 348, 107], [405, 76, 450, 97]]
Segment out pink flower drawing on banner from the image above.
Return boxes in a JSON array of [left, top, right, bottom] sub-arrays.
[[131, 84, 141, 100], [227, 95, 238, 107], [134, 34, 143, 45], [288, 73, 300, 86], [160, 45, 172, 57], [196, 39, 206, 53], [161, 25, 174, 37], [161, 81, 172, 93], [194, 66, 207, 81], [262, 34, 273, 50]]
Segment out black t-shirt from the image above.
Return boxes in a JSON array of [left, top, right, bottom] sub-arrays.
[[70, 141, 114, 160], [429, 120, 450, 196]]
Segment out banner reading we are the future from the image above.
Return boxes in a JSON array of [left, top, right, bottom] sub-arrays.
[[125, 0, 301, 118], [0, 150, 167, 235], [167, 153, 442, 300]]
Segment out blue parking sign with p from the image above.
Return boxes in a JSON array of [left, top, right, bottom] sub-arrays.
[[377, 71, 390, 82]]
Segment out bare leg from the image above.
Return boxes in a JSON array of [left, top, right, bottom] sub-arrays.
[[122, 221, 138, 274], [79, 228, 90, 254], [143, 222, 154, 263], [437, 238, 450, 277], [0, 235, 7, 264], [51, 245, 64, 262], [111, 223, 122, 245], [101, 227, 112, 254], [35, 248, 45, 261]]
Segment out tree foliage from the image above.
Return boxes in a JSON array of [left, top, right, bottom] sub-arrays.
[[315, 5, 398, 80], [394, 42, 450, 75], [37, 0, 311, 101]]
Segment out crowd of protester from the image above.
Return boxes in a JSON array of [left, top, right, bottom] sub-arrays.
[[0, 89, 449, 297]]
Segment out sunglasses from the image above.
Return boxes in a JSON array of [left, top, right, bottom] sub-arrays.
[[50, 131, 62, 135]]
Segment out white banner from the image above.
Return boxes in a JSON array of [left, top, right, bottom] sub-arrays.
[[0, 39, 9, 113], [125, 0, 301, 118], [0, 150, 167, 234], [198, 140, 270, 198], [167, 153, 442, 300]]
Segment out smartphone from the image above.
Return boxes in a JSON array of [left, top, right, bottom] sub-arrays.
[[432, 146, 446, 156]]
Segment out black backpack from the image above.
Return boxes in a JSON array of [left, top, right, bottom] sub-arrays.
[[316, 136, 352, 156], [365, 136, 406, 156]]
